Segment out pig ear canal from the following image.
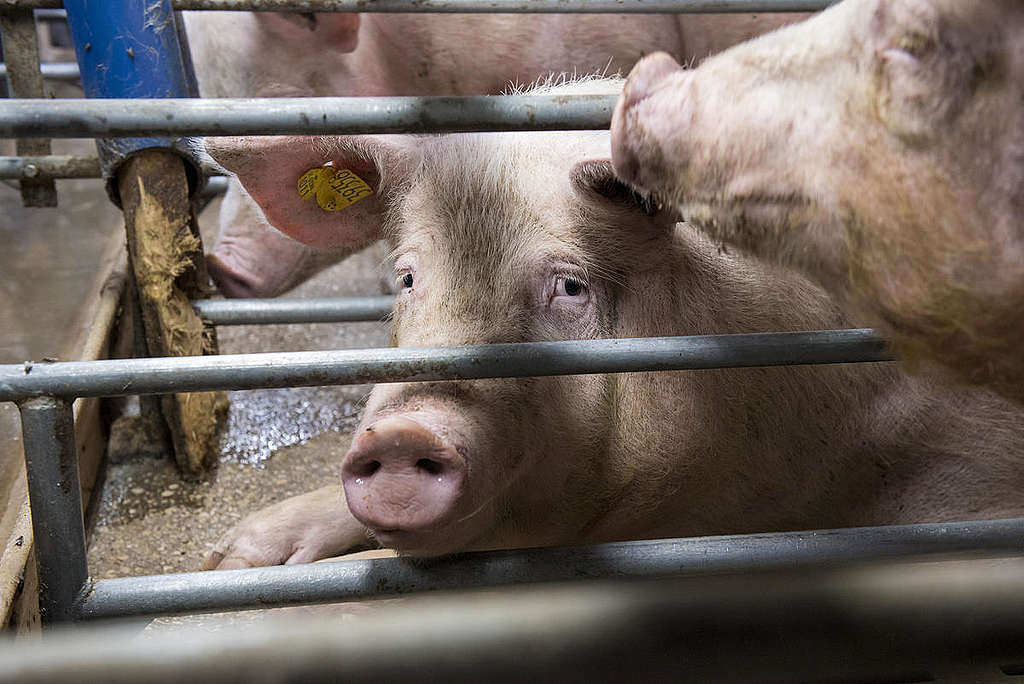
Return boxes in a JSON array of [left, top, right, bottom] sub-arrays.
[[571, 159, 663, 217]]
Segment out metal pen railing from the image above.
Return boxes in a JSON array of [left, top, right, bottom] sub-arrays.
[[3, 4, 1023, 681], [0, 94, 619, 137]]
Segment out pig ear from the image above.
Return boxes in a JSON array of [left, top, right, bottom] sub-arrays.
[[205, 135, 410, 249], [258, 13, 361, 53], [571, 159, 667, 219]]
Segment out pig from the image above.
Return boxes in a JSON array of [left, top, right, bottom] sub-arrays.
[[182, 11, 808, 298], [610, 0, 1024, 403], [200, 77, 1024, 568]]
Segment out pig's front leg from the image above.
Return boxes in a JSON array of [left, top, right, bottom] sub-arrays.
[[202, 485, 371, 570]]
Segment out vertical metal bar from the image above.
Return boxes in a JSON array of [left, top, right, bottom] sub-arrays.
[[18, 396, 88, 624], [0, 9, 57, 206]]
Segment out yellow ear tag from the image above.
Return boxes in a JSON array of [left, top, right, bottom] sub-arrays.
[[297, 166, 373, 211]]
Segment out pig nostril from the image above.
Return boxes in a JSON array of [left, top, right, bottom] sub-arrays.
[[351, 459, 381, 479], [416, 458, 444, 476]]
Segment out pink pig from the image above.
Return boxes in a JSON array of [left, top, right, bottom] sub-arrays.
[[611, 0, 1024, 402], [199, 79, 1024, 568]]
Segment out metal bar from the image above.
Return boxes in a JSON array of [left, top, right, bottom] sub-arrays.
[[0, 94, 618, 138], [0, 329, 892, 401], [32, 8, 66, 19], [78, 518, 1024, 619], [0, 154, 99, 179], [3, 1, 836, 13], [11, 560, 1024, 683], [0, 9, 57, 206], [17, 396, 89, 624], [0, 156, 223, 180], [0, 61, 79, 81], [193, 296, 395, 325]]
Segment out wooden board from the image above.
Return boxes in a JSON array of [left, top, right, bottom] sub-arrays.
[[117, 150, 227, 476], [0, 232, 128, 634]]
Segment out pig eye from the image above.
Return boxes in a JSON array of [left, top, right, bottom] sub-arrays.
[[401, 273, 414, 289], [554, 276, 586, 298]]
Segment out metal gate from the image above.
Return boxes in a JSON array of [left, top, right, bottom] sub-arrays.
[[1, 1, 1022, 681]]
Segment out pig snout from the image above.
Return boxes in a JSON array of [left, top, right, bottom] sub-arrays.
[[611, 52, 686, 192], [206, 232, 303, 299], [341, 417, 467, 543], [206, 253, 265, 299]]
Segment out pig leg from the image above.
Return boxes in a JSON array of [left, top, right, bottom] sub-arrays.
[[202, 485, 371, 570], [207, 179, 357, 298]]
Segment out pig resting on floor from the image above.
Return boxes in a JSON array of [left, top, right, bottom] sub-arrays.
[[612, 0, 1024, 402], [201, 79, 1024, 567]]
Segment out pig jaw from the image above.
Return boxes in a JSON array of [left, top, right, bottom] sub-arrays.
[[611, 12, 868, 284], [612, 57, 843, 282], [207, 221, 314, 298]]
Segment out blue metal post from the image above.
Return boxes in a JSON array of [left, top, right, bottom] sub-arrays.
[[62, 0, 200, 203]]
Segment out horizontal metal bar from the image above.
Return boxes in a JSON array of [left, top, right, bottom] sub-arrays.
[[0, 61, 79, 81], [32, 8, 66, 18], [0, 94, 617, 138], [4, 1, 836, 13], [0, 329, 891, 401], [10, 557, 1024, 683], [0, 156, 228, 180], [200, 174, 228, 194], [0, 154, 98, 179], [78, 518, 1024, 619], [193, 296, 394, 325]]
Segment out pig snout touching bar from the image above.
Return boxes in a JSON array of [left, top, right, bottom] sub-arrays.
[[183, 11, 806, 298], [199, 78, 1024, 569], [611, 0, 1024, 402]]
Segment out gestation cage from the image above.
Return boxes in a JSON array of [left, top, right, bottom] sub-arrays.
[[1, 1, 1024, 682]]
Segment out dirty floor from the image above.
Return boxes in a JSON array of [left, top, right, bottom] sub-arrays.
[[0, 46, 393, 622], [86, 223, 392, 579]]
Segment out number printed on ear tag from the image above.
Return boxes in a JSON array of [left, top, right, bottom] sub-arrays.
[[298, 166, 373, 211]]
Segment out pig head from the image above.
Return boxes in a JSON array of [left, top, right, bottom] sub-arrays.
[[612, 0, 1024, 402], [205, 123, 674, 555]]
